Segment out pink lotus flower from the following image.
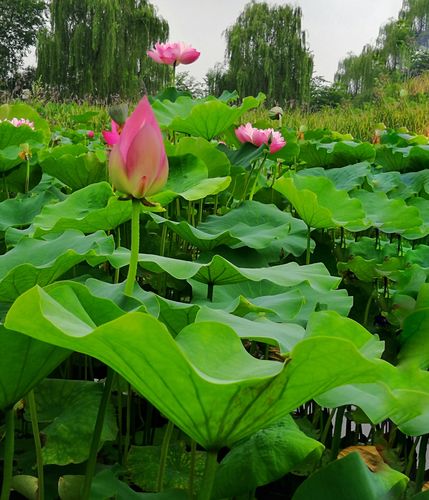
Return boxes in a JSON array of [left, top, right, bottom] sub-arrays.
[[147, 42, 200, 66], [109, 96, 168, 199], [102, 120, 121, 146], [87, 130, 95, 139], [235, 123, 286, 154], [0, 117, 35, 130]]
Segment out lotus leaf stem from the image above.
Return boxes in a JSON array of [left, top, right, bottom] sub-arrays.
[[0, 408, 15, 500], [27, 390, 44, 500], [156, 420, 175, 491], [198, 449, 218, 500], [124, 198, 141, 296]]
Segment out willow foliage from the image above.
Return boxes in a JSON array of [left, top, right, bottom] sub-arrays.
[[208, 1, 313, 107], [37, 0, 169, 100], [335, 0, 429, 100]]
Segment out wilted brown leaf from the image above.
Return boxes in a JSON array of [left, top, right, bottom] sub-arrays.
[[338, 445, 384, 472]]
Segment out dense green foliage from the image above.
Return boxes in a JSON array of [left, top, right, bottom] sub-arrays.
[[37, 0, 169, 99], [0, 0, 46, 86], [335, 0, 429, 101], [206, 1, 313, 107]]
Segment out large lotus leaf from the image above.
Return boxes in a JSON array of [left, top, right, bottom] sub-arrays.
[[195, 306, 305, 355], [39, 145, 107, 190], [0, 121, 44, 172], [149, 154, 231, 204], [169, 137, 230, 177], [25, 379, 117, 465], [0, 190, 60, 231], [316, 359, 429, 435], [352, 190, 422, 236], [109, 250, 340, 291], [218, 142, 266, 169], [367, 171, 404, 194], [152, 96, 199, 128], [0, 229, 114, 301], [299, 140, 375, 168], [375, 145, 411, 171], [6, 286, 386, 449], [292, 452, 408, 500], [409, 145, 429, 171], [299, 162, 370, 191], [0, 103, 50, 142], [274, 175, 368, 230], [0, 326, 70, 411], [406, 198, 429, 239], [149, 200, 309, 257], [190, 280, 352, 325], [398, 308, 429, 369], [170, 93, 265, 140], [59, 465, 188, 500], [212, 415, 323, 498], [31, 182, 132, 236], [126, 442, 205, 492]]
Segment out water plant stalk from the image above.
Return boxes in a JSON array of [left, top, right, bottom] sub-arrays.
[[156, 420, 175, 491], [27, 390, 44, 500], [189, 440, 197, 496], [81, 369, 114, 500], [0, 408, 15, 500], [415, 434, 429, 493], [306, 225, 312, 265], [198, 449, 218, 500], [124, 198, 140, 296]]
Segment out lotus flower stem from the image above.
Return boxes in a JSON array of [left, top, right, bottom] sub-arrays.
[[81, 368, 114, 500], [188, 440, 197, 496], [124, 199, 141, 296], [249, 154, 268, 201], [330, 406, 346, 461], [198, 450, 219, 500], [156, 420, 175, 491], [305, 225, 312, 265], [123, 383, 132, 464], [27, 390, 44, 500], [415, 434, 429, 493], [24, 157, 30, 194], [0, 408, 15, 500]]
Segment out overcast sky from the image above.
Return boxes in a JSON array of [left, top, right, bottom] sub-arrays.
[[150, 0, 404, 82]]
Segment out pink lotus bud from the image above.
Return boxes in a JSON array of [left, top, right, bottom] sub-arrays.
[[147, 41, 200, 66], [102, 120, 121, 146], [87, 130, 95, 139], [109, 96, 169, 199], [235, 123, 286, 154]]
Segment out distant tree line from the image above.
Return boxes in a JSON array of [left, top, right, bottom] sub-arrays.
[[206, 1, 314, 108], [335, 0, 429, 102]]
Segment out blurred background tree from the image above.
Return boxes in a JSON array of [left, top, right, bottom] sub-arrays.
[[37, 0, 169, 100], [207, 0, 313, 108], [0, 0, 46, 89]]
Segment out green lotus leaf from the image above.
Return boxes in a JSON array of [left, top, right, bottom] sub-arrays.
[[299, 140, 375, 168], [149, 200, 309, 258], [152, 96, 199, 128], [126, 442, 205, 492], [0, 122, 44, 172], [168, 137, 230, 177], [375, 145, 410, 171], [39, 144, 107, 190], [0, 229, 114, 301], [212, 415, 323, 498], [299, 161, 370, 191], [399, 308, 429, 369], [149, 154, 231, 204], [292, 452, 408, 500], [218, 142, 266, 169], [5, 286, 386, 449], [25, 379, 117, 465], [274, 175, 368, 230], [367, 171, 404, 194], [352, 190, 422, 236], [195, 306, 305, 355], [0, 103, 50, 142], [170, 94, 265, 140], [0, 325, 70, 411], [190, 280, 352, 325], [109, 250, 340, 292], [0, 189, 60, 231], [31, 182, 133, 236]]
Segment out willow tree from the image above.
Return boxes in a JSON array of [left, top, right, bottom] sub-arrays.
[[37, 0, 169, 100], [213, 1, 313, 107], [335, 0, 429, 100]]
